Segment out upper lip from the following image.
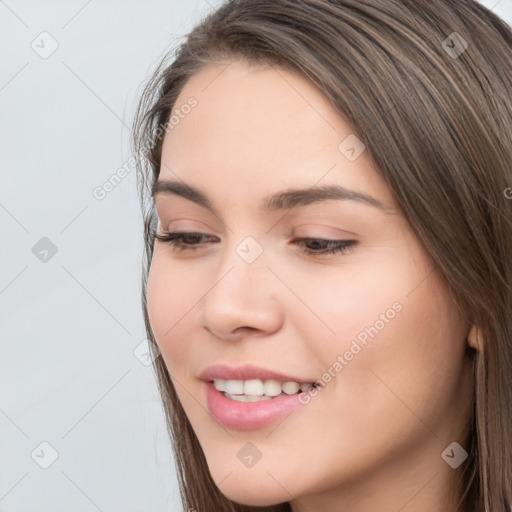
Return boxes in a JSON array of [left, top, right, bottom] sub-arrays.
[[199, 363, 315, 383]]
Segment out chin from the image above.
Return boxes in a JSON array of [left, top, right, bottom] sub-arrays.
[[219, 485, 289, 507], [208, 463, 292, 506]]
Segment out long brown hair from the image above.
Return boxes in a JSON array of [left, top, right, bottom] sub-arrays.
[[132, 1, 512, 510]]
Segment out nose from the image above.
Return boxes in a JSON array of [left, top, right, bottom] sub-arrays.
[[199, 247, 284, 343]]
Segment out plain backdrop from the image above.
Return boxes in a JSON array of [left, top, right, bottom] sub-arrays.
[[1, 1, 511, 511]]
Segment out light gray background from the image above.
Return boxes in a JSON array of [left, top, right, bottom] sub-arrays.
[[1, 1, 511, 511]]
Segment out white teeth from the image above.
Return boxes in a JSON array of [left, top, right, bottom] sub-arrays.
[[224, 379, 244, 394], [214, 379, 226, 392], [213, 378, 313, 398], [263, 379, 282, 396], [225, 393, 271, 402], [282, 381, 300, 395], [244, 379, 264, 396]]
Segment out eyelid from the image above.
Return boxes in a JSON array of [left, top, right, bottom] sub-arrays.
[[157, 217, 216, 233], [293, 224, 359, 239]]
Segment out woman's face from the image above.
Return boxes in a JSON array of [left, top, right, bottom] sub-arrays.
[[147, 60, 474, 510]]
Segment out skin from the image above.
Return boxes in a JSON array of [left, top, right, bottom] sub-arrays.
[[147, 60, 478, 512]]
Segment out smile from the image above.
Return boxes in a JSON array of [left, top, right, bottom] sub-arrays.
[[204, 380, 319, 430]]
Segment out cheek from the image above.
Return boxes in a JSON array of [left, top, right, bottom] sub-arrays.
[[283, 250, 413, 353], [295, 245, 467, 437], [319, 265, 468, 452], [360, 275, 467, 400], [146, 254, 199, 371]]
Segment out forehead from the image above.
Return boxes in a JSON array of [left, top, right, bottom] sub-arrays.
[[159, 60, 394, 211], [164, 60, 349, 159]]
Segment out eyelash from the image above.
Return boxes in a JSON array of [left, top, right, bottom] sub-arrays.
[[154, 231, 357, 256]]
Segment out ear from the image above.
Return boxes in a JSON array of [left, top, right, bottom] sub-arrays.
[[467, 324, 482, 351]]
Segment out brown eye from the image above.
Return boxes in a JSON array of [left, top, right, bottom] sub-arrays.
[[155, 232, 218, 251], [291, 238, 357, 256]]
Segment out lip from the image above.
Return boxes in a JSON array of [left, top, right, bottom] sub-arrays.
[[198, 363, 316, 384], [199, 364, 317, 430], [204, 381, 308, 430]]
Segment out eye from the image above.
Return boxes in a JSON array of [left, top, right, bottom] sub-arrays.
[[154, 232, 216, 252], [154, 231, 357, 256], [291, 237, 357, 256]]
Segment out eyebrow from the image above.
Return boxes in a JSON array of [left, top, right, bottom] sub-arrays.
[[152, 179, 390, 215]]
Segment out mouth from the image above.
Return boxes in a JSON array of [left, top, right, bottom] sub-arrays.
[[204, 379, 319, 430]]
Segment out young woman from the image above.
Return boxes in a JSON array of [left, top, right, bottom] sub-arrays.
[[132, 1, 512, 510]]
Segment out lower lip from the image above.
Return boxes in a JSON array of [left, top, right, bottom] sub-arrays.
[[204, 381, 307, 430]]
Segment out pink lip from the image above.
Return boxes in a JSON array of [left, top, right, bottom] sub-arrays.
[[204, 381, 307, 430], [198, 363, 315, 383], [199, 363, 316, 430]]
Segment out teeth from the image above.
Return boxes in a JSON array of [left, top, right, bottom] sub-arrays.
[[282, 381, 300, 394], [214, 379, 227, 392], [225, 392, 272, 402], [213, 378, 313, 398], [263, 379, 282, 396], [224, 379, 244, 394], [244, 379, 264, 396]]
